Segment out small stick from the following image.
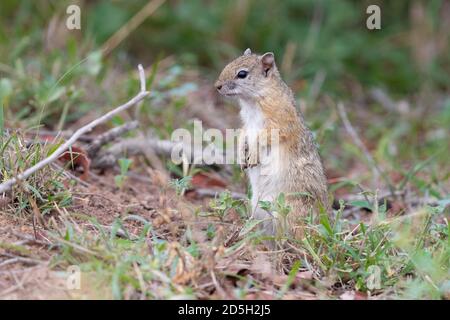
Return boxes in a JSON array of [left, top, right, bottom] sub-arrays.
[[26, 129, 93, 143], [192, 188, 247, 200], [0, 65, 149, 194], [87, 120, 139, 157], [101, 0, 166, 56], [337, 102, 379, 182], [0, 253, 43, 266], [50, 163, 90, 188], [92, 136, 227, 169], [370, 88, 397, 113], [337, 102, 395, 196]]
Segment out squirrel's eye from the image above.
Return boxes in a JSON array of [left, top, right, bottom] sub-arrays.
[[237, 70, 248, 79]]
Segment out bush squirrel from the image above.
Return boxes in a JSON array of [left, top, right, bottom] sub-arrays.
[[215, 48, 328, 241]]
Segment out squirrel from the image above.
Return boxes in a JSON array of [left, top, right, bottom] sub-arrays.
[[215, 48, 328, 241]]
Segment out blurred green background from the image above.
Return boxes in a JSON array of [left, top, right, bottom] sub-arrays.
[[1, 0, 449, 95]]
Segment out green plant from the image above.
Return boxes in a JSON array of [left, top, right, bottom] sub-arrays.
[[114, 158, 133, 189], [169, 176, 192, 196], [208, 190, 247, 219], [296, 199, 448, 297], [0, 132, 72, 217], [50, 215, 197, 299]]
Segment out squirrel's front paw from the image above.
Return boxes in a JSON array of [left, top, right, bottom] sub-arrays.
[[244, 143, 259, 169], [238, 141, 247, 170], [245, 148, 259, 168], [238, 133, 260, 170]]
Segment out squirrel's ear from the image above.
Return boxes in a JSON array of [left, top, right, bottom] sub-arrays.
[[261, 52, 275, 76], [243, 48, 252, 56]]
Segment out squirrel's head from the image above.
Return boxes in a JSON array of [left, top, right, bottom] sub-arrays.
[[215, 48, 279, 100]]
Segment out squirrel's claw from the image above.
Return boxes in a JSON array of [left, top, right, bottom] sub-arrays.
[[246, 150, 259, 168], [238, 134, 259, 170], [243, 141, 259, 169]]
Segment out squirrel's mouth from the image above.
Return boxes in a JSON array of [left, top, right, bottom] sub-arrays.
[[216, 86, 239, 97], [221, 91, 238, 97]]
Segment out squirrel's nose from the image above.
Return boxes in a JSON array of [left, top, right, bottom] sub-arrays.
[[215, 82, 222, 91]]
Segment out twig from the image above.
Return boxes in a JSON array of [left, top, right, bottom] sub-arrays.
[[0, 65, 149, 194], [101, 0, 166, 56], [87, 120, 139, 157], [340, 190, 403, 202], [92, 136, 227, 169], [340, 188, 441, 208], [0, 253, 43, 266], [337, 102, 379, 182], [2, 228, 51, 246], [26, 129, 94, 143], [340, 194, 442, 218], [84, 223, 131, 240], [191, 188, 247, 200], [336, 102, 395, 196], [210, 271, 228, 298], [50, 162, 90, 187], [0, 195, 11, 209], [370, 88, 397, 113], [0, 258, 21, 268]]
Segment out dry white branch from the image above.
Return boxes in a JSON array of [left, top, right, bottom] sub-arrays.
[[336, 102, 394, 196], [192, 188, 246, 200], [87, 120, 139, 157], [370, 88, 397, 113], [101, 0, 166, 56], [337, 102, 379, 182], [0, 64, 149, 194], [92, 136, 227, 169]]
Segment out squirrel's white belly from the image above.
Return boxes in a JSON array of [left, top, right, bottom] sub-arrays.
[[239, 99, 284, 211], [247, 151, 284, 210]]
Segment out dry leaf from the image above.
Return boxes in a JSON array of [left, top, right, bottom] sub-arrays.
[[59, 146, 91, 180], [191, 171, 227, 188]]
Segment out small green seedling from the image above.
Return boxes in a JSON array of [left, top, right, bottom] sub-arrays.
[[259, 193, 292, 239], [209, 191, 247, 219], [114, 158, 132, 189], [169, 176, 192, 196]]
